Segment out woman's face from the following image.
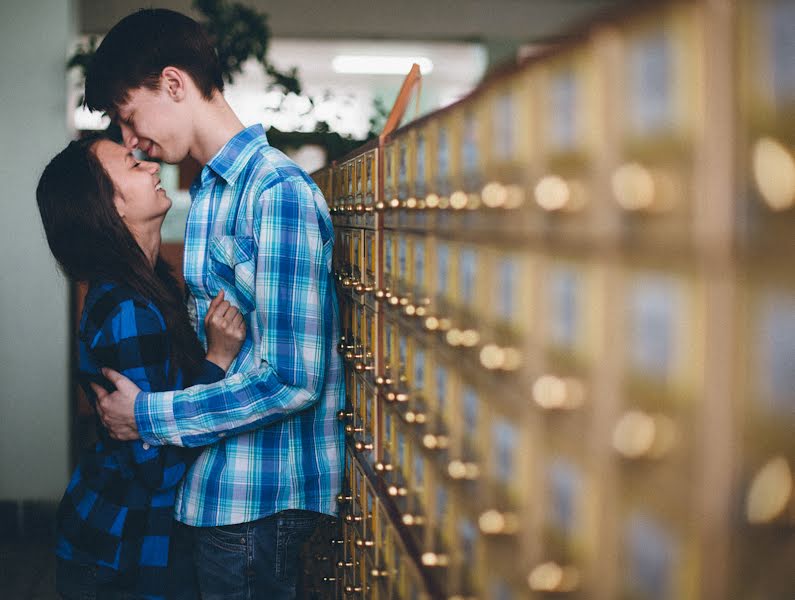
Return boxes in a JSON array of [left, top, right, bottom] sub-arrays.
[[93, 139, 172, 228]]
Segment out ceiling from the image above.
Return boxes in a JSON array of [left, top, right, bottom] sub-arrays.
[[80, 0, 626, 43]]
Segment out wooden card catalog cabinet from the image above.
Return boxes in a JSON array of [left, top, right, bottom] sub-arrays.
[[444, 243, 485, 354], [612, 3, 704, 250], [426, 118, 452, 210], [383, 140, 398, 211], [362, 149, 378, 228], [529, 455, 596, 597], [481, 77, 531, 212], [448, 99, 486, 215], [739, 0, 795, 251], [540, 257, 599, 375], [615, 509, 698, 600], [534, 47, 601, 242], [478, 247, 534, 380], [734, 266, 795, 599]]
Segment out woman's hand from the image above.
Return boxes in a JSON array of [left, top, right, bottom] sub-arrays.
[[204, 290, 246, 371]]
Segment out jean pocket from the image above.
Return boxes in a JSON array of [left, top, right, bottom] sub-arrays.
[[208, 235, 256, 314], [274, 510, 322, 580], [197, 522, 248, 553], [193, 524, 250, 600]]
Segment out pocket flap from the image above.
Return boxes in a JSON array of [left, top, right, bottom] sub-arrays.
[[209, 235, 255, 267]]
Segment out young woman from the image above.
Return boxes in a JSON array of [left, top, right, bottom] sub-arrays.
[[37, 134, 245, 599]]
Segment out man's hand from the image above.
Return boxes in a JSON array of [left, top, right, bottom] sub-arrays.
[[90, 368, 142, 441]]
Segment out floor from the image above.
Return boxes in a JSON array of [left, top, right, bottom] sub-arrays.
[[0, 503, 337, 600], [1, 540, 58, 600], [0, 502, 58, 600]]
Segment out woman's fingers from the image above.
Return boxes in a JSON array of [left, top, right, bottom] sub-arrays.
[[210, 289, 225, 306], [206, 302, 231, 327], [205, 290, 225, 317], [205, 293, 246, 340], [230, 310, 246, 339], [204, 292, 221, 325], [213, 300, 233, 321]]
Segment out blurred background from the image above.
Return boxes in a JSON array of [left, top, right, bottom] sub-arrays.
[[0, 2, 626, 596], [2, 1, 794, 599]]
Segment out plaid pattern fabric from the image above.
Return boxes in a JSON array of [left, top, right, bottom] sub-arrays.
[[56, 281, 225, 599], [135, 124, 346, 526]]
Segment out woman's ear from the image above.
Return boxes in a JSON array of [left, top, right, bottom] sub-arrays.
[[113, 192, 127, 219], [161, 66, 187, 102]]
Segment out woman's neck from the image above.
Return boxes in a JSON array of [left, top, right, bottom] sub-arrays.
[[131, 223, 162, 268]]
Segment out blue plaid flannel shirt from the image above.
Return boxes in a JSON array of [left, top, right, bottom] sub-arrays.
[[134, 125, 346, 526], [56, 281, 225, 599]]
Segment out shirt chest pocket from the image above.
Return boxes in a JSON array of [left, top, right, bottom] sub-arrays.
[[208, 235, 256, 315]]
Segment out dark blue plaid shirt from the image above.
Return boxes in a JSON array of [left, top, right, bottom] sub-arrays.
[[56, 281, 224, 599]]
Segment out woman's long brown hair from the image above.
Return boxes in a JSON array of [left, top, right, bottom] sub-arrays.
[[36, 134, 205, 382]]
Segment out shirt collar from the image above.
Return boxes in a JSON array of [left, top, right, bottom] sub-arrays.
[[193, 124, 269, 192]]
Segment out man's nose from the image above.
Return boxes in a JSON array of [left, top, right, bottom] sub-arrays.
[[119, 122, 138, 150]]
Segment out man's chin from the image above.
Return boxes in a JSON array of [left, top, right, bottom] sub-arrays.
[[158, 150, 189, 165]]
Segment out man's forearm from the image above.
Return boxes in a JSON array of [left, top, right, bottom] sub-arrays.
[[135, 363, 322, 447]]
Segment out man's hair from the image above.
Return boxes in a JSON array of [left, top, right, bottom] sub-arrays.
[[84, 8, 224, 113]]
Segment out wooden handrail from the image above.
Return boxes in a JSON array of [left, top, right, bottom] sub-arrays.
[[379, 63, 422, 141]]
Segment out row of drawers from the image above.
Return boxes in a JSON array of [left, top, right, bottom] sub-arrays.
[[318, 0, 794, 251], [335, 447, 434, 600], [313, 1, 794, 595], [337, 236, 794, 442], [332, 272, 795, 599]]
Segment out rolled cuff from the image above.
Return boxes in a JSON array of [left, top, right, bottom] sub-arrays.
[[135, 390, 180, 446]]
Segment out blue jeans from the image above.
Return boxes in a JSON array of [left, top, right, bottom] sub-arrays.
[[191, 509, 324, 600]]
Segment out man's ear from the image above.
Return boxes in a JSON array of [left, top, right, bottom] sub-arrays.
[[161, 66, 187, 102]]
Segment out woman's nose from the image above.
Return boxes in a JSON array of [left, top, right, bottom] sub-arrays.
[[143, 160, 160, 174]]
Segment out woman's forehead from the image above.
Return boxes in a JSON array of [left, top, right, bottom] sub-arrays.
[[94, 139, 128, 164]]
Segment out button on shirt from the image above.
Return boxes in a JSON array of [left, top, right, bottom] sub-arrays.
[[134, 125, 346, 526]]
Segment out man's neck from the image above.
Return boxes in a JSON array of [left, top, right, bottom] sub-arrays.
[[189, 92, 246, 166]]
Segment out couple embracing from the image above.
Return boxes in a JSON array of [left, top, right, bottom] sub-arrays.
[[37, 8, 345, 600]]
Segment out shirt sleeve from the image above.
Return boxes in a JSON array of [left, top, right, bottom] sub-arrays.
[[135, 177, 333, 448], [89, 298, 194, 489], [192, 359, 227, 386]]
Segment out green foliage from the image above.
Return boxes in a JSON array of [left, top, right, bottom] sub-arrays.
[[66, 35, 98, 76], [367, 96, 390, 139], [266, 128, 365, 163], [67, 36, 99, 106], [264, 65, 302, 97], [194, 0, 270, 83], [65, 0, 382, 156], [193, 0, 300, 96], [67, 0, 302, 99]]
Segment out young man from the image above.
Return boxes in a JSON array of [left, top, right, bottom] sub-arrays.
[[85, 9, 345, 599]]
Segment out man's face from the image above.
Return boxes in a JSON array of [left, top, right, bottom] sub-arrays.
[[113, 85, 191, 164]]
